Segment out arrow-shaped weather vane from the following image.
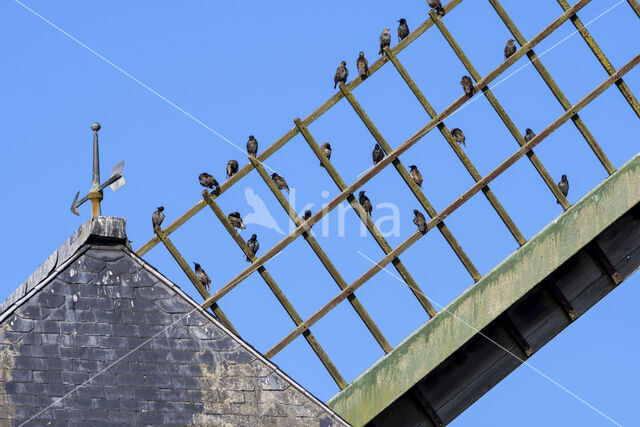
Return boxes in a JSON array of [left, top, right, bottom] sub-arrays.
[[70, 122, 126, 217]]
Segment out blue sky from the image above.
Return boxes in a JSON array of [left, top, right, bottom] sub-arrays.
[[1, 0, 639, 425]]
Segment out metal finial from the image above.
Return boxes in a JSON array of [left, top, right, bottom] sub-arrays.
[[92, 122, 101, 188], [69, 122, 126, 217]]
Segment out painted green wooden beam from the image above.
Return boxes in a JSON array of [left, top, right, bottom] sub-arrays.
[[328, 151, 640, 426], [200, 1, 595, 310], [628, 0, 640, 19], [261, 53, 640, 360]]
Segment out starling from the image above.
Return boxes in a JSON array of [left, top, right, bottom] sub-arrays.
[[359, 190, 373, 217], [557, 174, 569, 204], [450, 128, 466, 147], [226, 160, 239, 179], [357, 51, 369, 79], [427, 0, 445, 16], [413, 209, 427, 233], [193, 262, 211, 292], [271, 173, 290, 193], [379, 28, 391, 55], [152, 206, 165, 231], [461, 76, 474, 98], [524, 128, 535, 143], [334, 61, 348, 89], [409, 165, 423, 188], [246, 234, 259, 262], [228, 212, 246, 229], [247, 135, 258, 156], [320, 142, 332, 166], [504, 39, 517, 60], [199, 172, 220, 192], [372, 144, 385, 165], [398, 19, 410, 42], [303, 210, 312, 220]]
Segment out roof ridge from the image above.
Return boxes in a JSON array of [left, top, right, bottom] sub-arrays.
[[0, 216, 127, 318]]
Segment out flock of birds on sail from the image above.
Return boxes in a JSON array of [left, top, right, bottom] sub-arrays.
[[150, 0, 570, 292]]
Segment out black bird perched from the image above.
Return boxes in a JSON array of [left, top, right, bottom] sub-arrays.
[[334, 61, 348, 89], [271, 173, 290, 193], [228, 212, 246, 229], [199, 173, 220, 192], [246, 234, 259, 262], [152, 206, 165, 230], [320, 142, 332, 166], [357, 51, 369, 79], [427, 0, 445, 16], [303, 210, 312, 220], [379, 28, 391, 55], [247, 135, 258, 156], [398, 19, 410, 42], [413, 209, 427, 233], [409, 165, 423, 188], [193, 262, 211, 292], [450, 128, 466, 147], [372, 144, 385, 165], [359, 190, 373, 217], [504, 39, 517, 60], [226, 160, 239, 179], [557, 174, 569, 204], [524, 128, 535, 143], [461, 76, 474, 98]]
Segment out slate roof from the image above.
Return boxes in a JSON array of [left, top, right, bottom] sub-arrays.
[[0, 217, 349, 426]]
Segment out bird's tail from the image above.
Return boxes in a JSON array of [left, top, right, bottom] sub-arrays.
[[420, 224, 427, 233], [334, 82, 338, 89], [437, 6, 445, 15]]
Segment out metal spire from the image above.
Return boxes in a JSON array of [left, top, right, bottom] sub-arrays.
[[70, 122, 126, 217]]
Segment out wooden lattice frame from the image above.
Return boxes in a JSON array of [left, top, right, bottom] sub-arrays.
[[136, 0, 640, 388]]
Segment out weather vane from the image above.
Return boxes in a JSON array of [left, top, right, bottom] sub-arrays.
[[70, 122, 126, 217]]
